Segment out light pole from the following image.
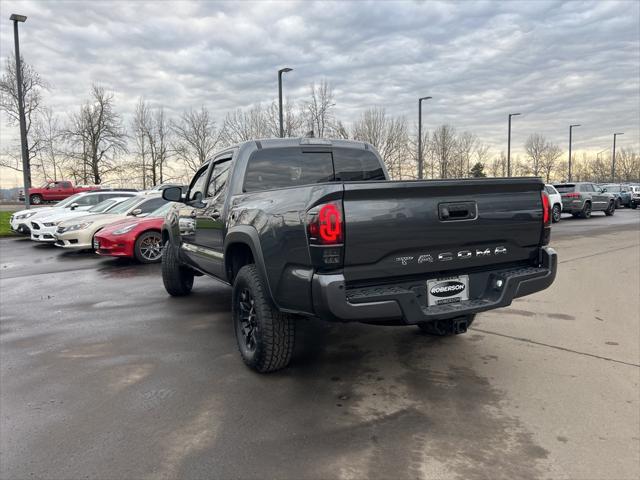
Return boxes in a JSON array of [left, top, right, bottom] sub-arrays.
[[568, 124, 580, 182], [611, 132, 624, 182], [417, 96, 432, 179], [10, 13, 30, 209], [507, 113, 521, 177], [278, 67, 292, 138]]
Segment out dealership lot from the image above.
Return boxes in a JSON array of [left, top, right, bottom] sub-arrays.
[[1, 210, 638, 479]]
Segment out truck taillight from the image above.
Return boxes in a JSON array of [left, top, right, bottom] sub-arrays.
[[307, 202, 344, 245], [541, 191, 550, 226], [307, 201, 344, 268]]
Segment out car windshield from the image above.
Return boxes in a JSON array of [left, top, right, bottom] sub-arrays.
[[106, 196, 142, 214], [88, 198, 121, 213], [57, 193, 84, 207], [149, 202, 173, 218], [554, 184, 575, 193]]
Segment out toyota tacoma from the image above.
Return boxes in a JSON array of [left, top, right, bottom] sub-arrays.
[[161, 138, 557, 372]]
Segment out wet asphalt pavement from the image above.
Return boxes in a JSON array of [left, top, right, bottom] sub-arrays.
[[1, 210, 639, 480]]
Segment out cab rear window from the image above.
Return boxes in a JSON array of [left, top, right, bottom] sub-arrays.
[[554, 184, 576, 193], [243, 147, 385, 193]]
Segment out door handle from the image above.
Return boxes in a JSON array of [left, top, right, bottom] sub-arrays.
[[211, 211, 220, 220]]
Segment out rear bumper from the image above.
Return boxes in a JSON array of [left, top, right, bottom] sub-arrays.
[[311, 247, 558, 324]]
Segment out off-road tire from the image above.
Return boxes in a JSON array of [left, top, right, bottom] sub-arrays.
[[30, 194, 42, 205], [417, 314, 475, 336], [134, 231, 163, 264], [579, 202, 592, 219], [232, 264, 295, 373], [604, 200, 615, 216], [552, 204, 561, 223], [162, 240, 194, 296]]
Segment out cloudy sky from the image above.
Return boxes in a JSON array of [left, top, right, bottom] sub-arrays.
[[0, 0, 638, 186]]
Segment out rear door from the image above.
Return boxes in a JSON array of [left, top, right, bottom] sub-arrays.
[[341, 178, 544, 283]]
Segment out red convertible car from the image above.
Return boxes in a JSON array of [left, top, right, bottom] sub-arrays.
[[94, 203, 172, 263]]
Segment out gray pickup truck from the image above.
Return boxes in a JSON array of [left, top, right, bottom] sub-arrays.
[[161, 138, 557, 372]]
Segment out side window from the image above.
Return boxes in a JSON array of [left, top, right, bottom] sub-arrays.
[[333, 149, 386, 181], [207, 160, 232, 198], [138, 198, 167, 214], [74, 195, 99, 206], [244, 149, 334, 192], [189, 163, 210, 201], [61, 182, 72, 189]]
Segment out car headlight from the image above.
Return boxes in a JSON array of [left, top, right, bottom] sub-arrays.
[[112, 224, 137, 235], [15, 211, 37, 220], [43, 222, 58, 227], [62, 221, 93, 233]]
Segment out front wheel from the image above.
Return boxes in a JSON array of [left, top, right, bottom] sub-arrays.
[[232, 264, 295, 372], [30, 194, 42, 205], [417, 315, 475, 336], [162, 240, 194, 296], [552, 204, 561, 223], [604, 201, 615, 216], [135, 231, 163, 263], [632, 203, 638, 210], [615, 198, 622, 209]]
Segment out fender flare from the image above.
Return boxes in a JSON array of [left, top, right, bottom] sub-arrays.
[[224, 226, 278, 308]]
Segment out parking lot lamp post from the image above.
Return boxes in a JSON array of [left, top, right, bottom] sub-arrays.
[[10, 13, 30, 209], [278, 67, 293, 138], [611, 133, 623, 182], [417, 96, 432, 179], [568, 124, 580, 182], [507, 113, 521, 177]]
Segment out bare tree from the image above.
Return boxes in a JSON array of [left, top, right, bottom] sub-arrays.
[[132, 98, 151, 188], [489, 152, 507, 177], [34, 108, 65, 181], [540, 142, 563, 182], [65, 85, 128, 184], [616, 148, 640, 182], [221, 104, 270, 146], [352, 107, 411, 179], [431, 125, 457, 178], [304, 80, 335, 138], [452, 131, 477, 178], [524, 133, 546, 177], [0, 54, 47, 174], [265, 99, 304, 138], [172, 106, 220, 174]]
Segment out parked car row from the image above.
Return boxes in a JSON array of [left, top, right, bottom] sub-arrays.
[[547, 181, 640, 220], [10, 190, 172, 263]]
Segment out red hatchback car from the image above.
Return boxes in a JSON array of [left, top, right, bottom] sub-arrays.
[[94, 203, 172, 263]]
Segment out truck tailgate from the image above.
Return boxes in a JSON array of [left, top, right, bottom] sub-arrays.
[[342, 178, 544, 283]]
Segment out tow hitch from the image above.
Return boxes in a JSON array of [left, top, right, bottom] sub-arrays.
[[453, 318, 468, 334]]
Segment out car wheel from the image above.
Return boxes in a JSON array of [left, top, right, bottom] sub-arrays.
[[615, 198, 622, 209], [135, 231, 163, 264], [232, 264, 295, 373], [632, 203, 638, 210], [604, 200, 615, 216], [552, 204, 561, 223], [417, 314, 475, 336], [580, 202, 592, 219], [30, 194, 42, 205], [162, 240, 194, 296]]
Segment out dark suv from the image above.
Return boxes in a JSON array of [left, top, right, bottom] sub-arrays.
[[554, 182, 616, 218]]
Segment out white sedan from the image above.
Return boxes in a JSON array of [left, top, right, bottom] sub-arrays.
[[30, 197, 132, 243]]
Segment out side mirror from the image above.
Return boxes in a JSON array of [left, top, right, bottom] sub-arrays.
[[130, 208, 143, 216], [70, 203, 79, 210], [162, 186, 183, 202]]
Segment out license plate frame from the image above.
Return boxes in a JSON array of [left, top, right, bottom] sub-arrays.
[[426, 275, 469, 306]]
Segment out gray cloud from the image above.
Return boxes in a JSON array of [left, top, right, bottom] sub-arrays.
[[0, 0, 638, 185]]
